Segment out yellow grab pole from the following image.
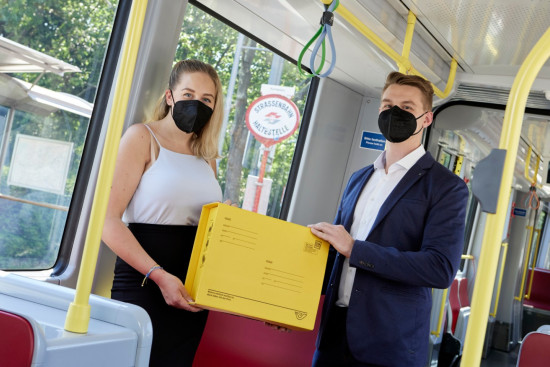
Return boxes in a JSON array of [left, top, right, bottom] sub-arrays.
[[408, 59, 458, 99], [430, 288, 448, 337], [526, 229, 541, 299], [328, 1, 457, 98], [64, 0, 149, 333], [399, 11, 416, 73], [523, 146, 540, 184], [515, 226, 534, 301], [453, 133, 466, 176], [334, 4, 403, 62], [461, 26, 550, 366], [490, 242, 508, 317]]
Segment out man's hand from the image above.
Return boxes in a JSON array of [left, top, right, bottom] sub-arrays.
[[308, 222, 354, 258]]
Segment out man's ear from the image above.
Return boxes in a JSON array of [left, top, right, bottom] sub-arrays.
[[423, 111, 434, 127]]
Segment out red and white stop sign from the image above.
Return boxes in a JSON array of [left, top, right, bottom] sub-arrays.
[[245, 94, 300, 147]]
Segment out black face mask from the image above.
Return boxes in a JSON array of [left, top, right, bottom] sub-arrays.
[[170, 91, 213, 134], [378, 105, 427, 143]]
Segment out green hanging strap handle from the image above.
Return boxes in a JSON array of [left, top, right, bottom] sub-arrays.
[[297, 0, 339, 78], [298, 27, 326, 78]]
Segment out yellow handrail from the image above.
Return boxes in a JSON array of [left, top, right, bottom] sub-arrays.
[[453, 134, 466, 176], [320, 1, 458, 98], [461, 26, 550, 367], [399, 11, 416, 74], [524, 146, 540, 185], [515, 225, 535, 301], [490, 242, 508, 317], [525, 229, 542, 299], [430, 288, 448, 337], [64, 0, 149, 333]]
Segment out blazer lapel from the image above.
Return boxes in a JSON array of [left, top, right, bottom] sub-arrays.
[[369, 152, 435, 232]]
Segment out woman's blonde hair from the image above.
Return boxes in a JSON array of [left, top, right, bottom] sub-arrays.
[[153, 59, 224, 160]]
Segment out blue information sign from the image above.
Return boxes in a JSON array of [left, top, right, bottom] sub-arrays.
[[360, 131, 386, 151], [513, 208, 527, 217]]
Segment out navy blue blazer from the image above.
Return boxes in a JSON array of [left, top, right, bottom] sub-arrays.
[[316, 152, 469, 367]]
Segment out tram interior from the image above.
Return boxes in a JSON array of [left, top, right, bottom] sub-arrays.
[[1, 0, 550, 366]]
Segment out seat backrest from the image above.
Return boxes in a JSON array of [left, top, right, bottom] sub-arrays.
[[0, 310, 34, 367], [517, 331, 550, 367], [458, 277, 470, 307], [524, 268, 550, 311]]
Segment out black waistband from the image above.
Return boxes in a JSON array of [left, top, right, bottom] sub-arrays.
[[128, 222, 198, 233]]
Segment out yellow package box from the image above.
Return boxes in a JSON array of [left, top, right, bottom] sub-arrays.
[[185, 203, 329, 331]]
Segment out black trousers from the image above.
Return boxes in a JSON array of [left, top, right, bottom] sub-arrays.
[[111, 223, 208, 367], [312, 306, 383, 367]]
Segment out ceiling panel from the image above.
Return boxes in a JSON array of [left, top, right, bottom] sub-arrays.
[[403, 0, 550, 77], [198, 0, 550, 97]]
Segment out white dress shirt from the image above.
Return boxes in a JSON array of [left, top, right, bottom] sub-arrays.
[[335, 145, 426, 307]]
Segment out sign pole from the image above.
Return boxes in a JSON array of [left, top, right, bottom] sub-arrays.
[[244, 92, 300, 214], [252, 146, 270, 212]]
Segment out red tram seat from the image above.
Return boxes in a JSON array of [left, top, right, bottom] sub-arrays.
[[517, 331, 550, 367], [193, 296, 324, 367], [0, 310, 34, 367], [449, 279, 460, 334], [458, 277, 470, 307], [447, 277, 470, 351], [523, 268, 550, 312]]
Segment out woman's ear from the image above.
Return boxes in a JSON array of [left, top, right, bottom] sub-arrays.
[[165, 89, 173, 107]]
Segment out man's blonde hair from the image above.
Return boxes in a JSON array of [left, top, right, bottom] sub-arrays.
[[382, 72, 434, 110]]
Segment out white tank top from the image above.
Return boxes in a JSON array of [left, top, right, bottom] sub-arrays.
[[123, 125, 222, 225]]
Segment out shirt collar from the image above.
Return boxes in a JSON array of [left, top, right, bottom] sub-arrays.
[[373, 151, 386, 170], [398, 145, 426, 169], [373, 145, 426, 171]]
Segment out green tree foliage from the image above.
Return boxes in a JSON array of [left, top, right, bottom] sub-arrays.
[[175, 6, 238, 79], [0, 0, 117, 269], [0, 2, 311, 270], [178, 5, 311, 210], [0, 0, 117, 100]]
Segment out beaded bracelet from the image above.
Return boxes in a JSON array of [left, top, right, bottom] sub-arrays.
[[141, 264, 163, 287]]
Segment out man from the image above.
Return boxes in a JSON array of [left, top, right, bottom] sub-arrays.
[[309, 72, 469, 367]]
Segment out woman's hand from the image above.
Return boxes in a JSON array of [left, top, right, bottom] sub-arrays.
[[151, 269, 203, 312], [223, 199, 239, 207]]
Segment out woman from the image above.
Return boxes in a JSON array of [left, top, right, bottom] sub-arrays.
[[102, 59, 224, 366]]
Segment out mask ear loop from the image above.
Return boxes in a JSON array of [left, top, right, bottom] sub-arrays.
[[168, 89, 177, 120], [411, 111, 429, 136]]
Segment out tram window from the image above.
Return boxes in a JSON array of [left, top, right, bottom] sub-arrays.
[[0, 1, 118, 270], [178, 4, 312, 218], [531, 210, 547, 267], [0, 106, 7, 142]]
